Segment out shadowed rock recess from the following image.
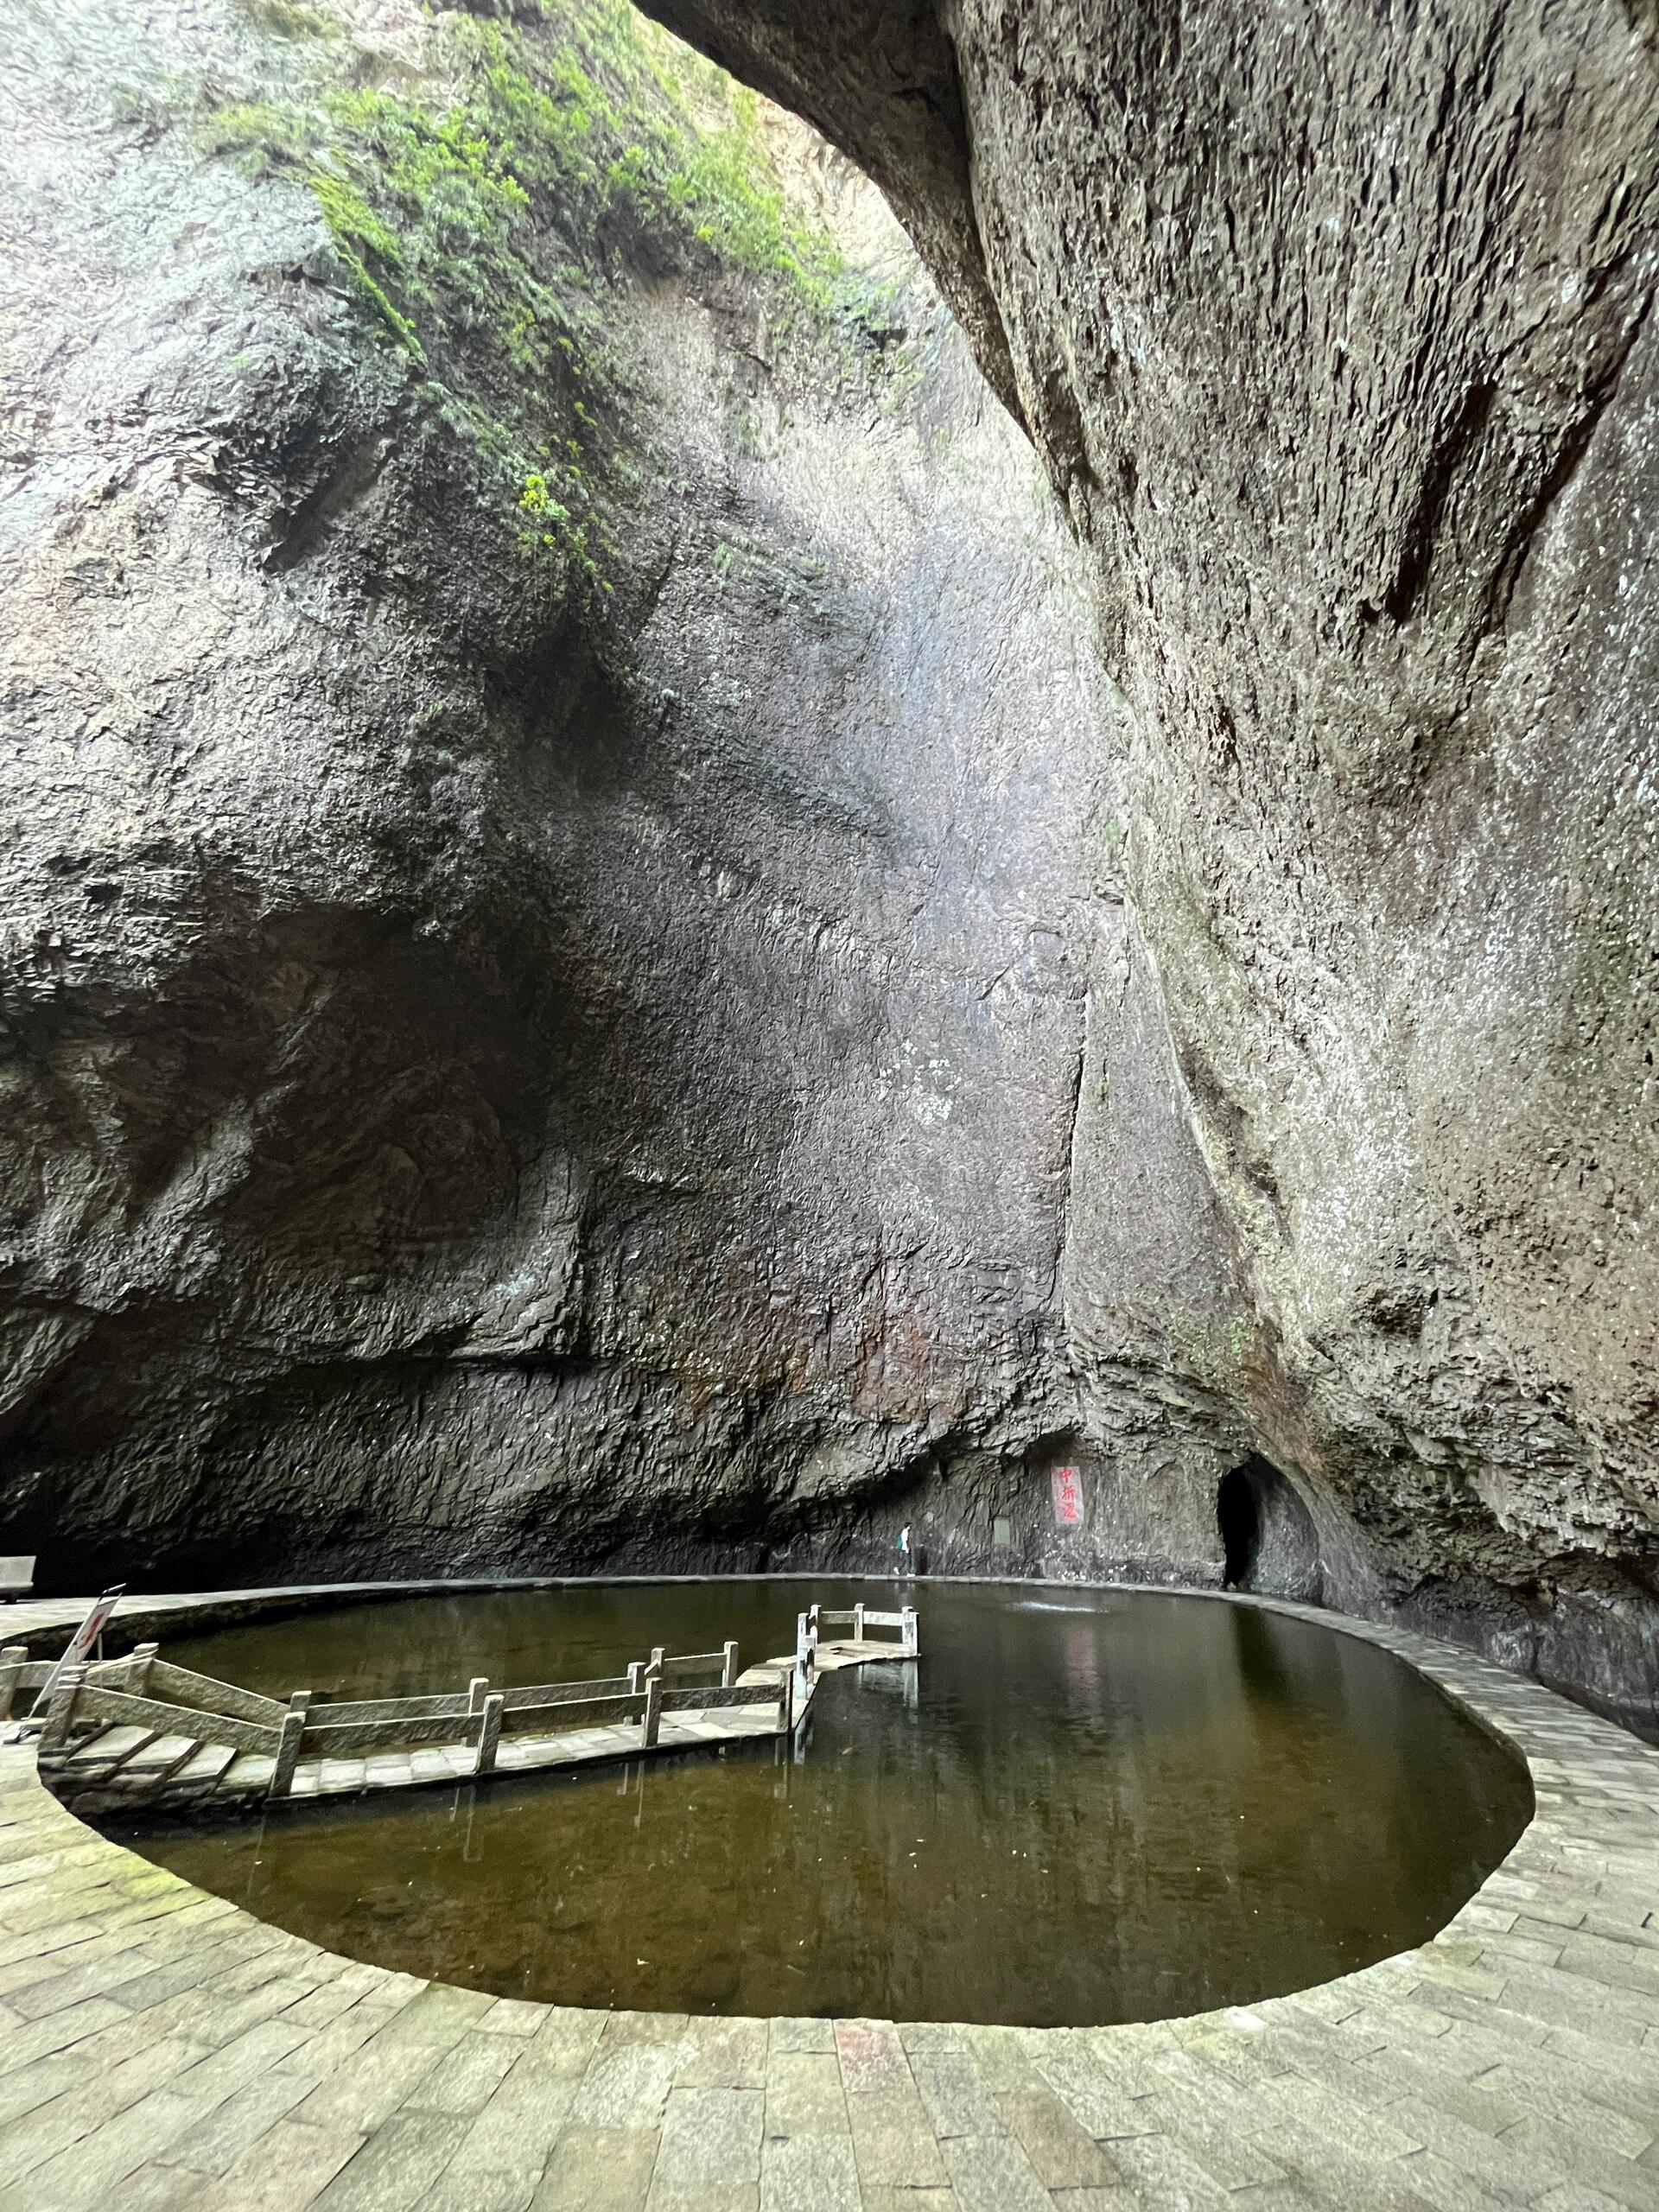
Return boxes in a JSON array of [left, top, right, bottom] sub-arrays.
[[3, 0, 1656, 1729]]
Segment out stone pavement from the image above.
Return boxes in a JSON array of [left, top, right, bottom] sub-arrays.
[[0, 1586, 1656, 2210]]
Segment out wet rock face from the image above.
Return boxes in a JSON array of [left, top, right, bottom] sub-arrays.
[[639, 0, 1659, 1727], [4, 0, 1657, 1736], [1, 0, 1253, 1604]]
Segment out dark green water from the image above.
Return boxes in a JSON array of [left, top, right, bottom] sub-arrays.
[[105, 1581, 1532, 2027]]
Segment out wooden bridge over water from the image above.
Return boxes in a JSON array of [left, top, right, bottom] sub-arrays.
[[2, 1601, 918, 1819]]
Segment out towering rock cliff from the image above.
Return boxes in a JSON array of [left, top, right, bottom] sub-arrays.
[[634, 0, 1659, 1726], [2, 0, 1253, 1610], [3, 0, 1656, 1732]]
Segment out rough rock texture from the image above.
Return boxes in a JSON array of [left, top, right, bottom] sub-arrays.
[[635, 0, 1659, 1729], [1, 0, 1262, 1611], [5, 0, 1658, 1736]]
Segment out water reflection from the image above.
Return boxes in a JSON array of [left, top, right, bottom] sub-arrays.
[[105, 1582, 1532, 2027]]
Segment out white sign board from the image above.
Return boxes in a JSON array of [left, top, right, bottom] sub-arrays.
[[27, 1586, 125, 1718]]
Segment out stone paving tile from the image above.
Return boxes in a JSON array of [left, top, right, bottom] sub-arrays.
[[1028, 2044, 1164, 2141], [764, 2052, 849, 2140], [845, 2086, 950, 2189], [414, 2170, 536, 2212], [0, 1991, 134, 2072], [0, 2031, 213, 2191], [1557, 1936, 1659, 2000], [649, 2084, 764, 2196], [605, 2010, 698, 2049], [438, 2059, 577, 2185], [908, 2054, 1008, 2141], [855, 2190, 961, 2212], [991, 2089, 1120, 2188], [938, 2133, 1051, 2210], [758, 2129, 859, 2212], [404, 2032, 523, 2120], [677, 2017, 770, 2088], [1491, 2120, 1659, 2212], [518, 2009, 604, 2081], [955, 2030, 1044, 2094], [899, 2024, 972, 2056], [1390, 2100, 1573, 2200], [175, 2016, 320, 2102], [1472, 2060, 1654, 2157], [1166, 2045, 1412, 2187], [533, 2124, 658, 2209], [569, 2039, 680, 2129], [1255, 2120, 1501, 2212], [1341, 2048, 1526, 2137], [835, 2020, 910, 2094], [104, 2164, 213, 2211], [1052, 2027, 1168, 2099], [474, 2000, 550, 2041], [156, 2065, 316, 2174], [292, 1999, 485, 2135], [5, 1587, 1659, 2212], [41, 2088, 223, 2208], [1534, 2188, 1639, 2212], [0, 2044, 105, 2129], [310, 2109, 471, 2209], [1103, 2133, 1257, 2209], [187, 2117, 369, 2210], [275, 1998, 435, 2085], [1046, 2191, 1140, 2211], [1136, 2088, 1290, 2190]]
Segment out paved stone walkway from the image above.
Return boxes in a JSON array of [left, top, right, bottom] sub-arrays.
[[1, 1586, 1656, 2210]]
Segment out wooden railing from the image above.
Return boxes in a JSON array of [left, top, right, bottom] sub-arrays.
[[0, 1649, 60, 1722], [81, 1647, 289, 1725], [20, 1637, 795, 1803], [804, 1603, 918, 1654]]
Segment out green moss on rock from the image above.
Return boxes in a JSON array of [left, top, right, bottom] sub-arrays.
[[195, 0, 867, 597]]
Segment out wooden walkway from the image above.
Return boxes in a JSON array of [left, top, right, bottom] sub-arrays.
[[5, 1604, 918, 1821]]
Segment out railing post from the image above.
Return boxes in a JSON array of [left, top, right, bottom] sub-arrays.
[[467, 1677, 489, 1716], [649, 1646, 664, 1675], [721, 1640, 739, 1689], [642, 1671, 663, 1749], [269, 1691, 311, 1801], [807, 1603, 821, 1639], [902, 1607, 918, 1656], [853, 1604, 865, 1644], [40, 1665, 86, 1758], [125, 1642, 159, 1695], [475, 1693, 504, 1777], [795, 1613, 810, 1666], [0, 1646, 25, 1724], [626, 1661, 644, 1694], [780, 1666, 794, 1734]]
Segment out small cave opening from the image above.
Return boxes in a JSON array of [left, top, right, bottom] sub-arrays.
[[1217, 1459, 1264, 1587], [1216, 1453, 1324, 1601]]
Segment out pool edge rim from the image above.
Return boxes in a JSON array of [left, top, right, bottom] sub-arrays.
[[1, 1575, 1649, 2045]]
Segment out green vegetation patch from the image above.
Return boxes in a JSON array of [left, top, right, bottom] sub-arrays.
[[196, 0, 868, 594], [235, 0, 342, 39]]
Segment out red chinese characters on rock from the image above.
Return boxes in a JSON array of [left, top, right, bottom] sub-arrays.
[[1051, 1465, 1084, 1530]]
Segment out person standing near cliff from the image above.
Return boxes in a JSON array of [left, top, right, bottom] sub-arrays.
[[895, 1523, 912, 1576]]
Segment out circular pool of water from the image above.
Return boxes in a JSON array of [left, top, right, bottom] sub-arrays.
[[105, 1580, 1532, 2027]]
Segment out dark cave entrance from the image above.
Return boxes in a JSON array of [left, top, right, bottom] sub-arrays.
[[1217, 1459, 1263, 1587], [1216, 1453, 1324, 1600]]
